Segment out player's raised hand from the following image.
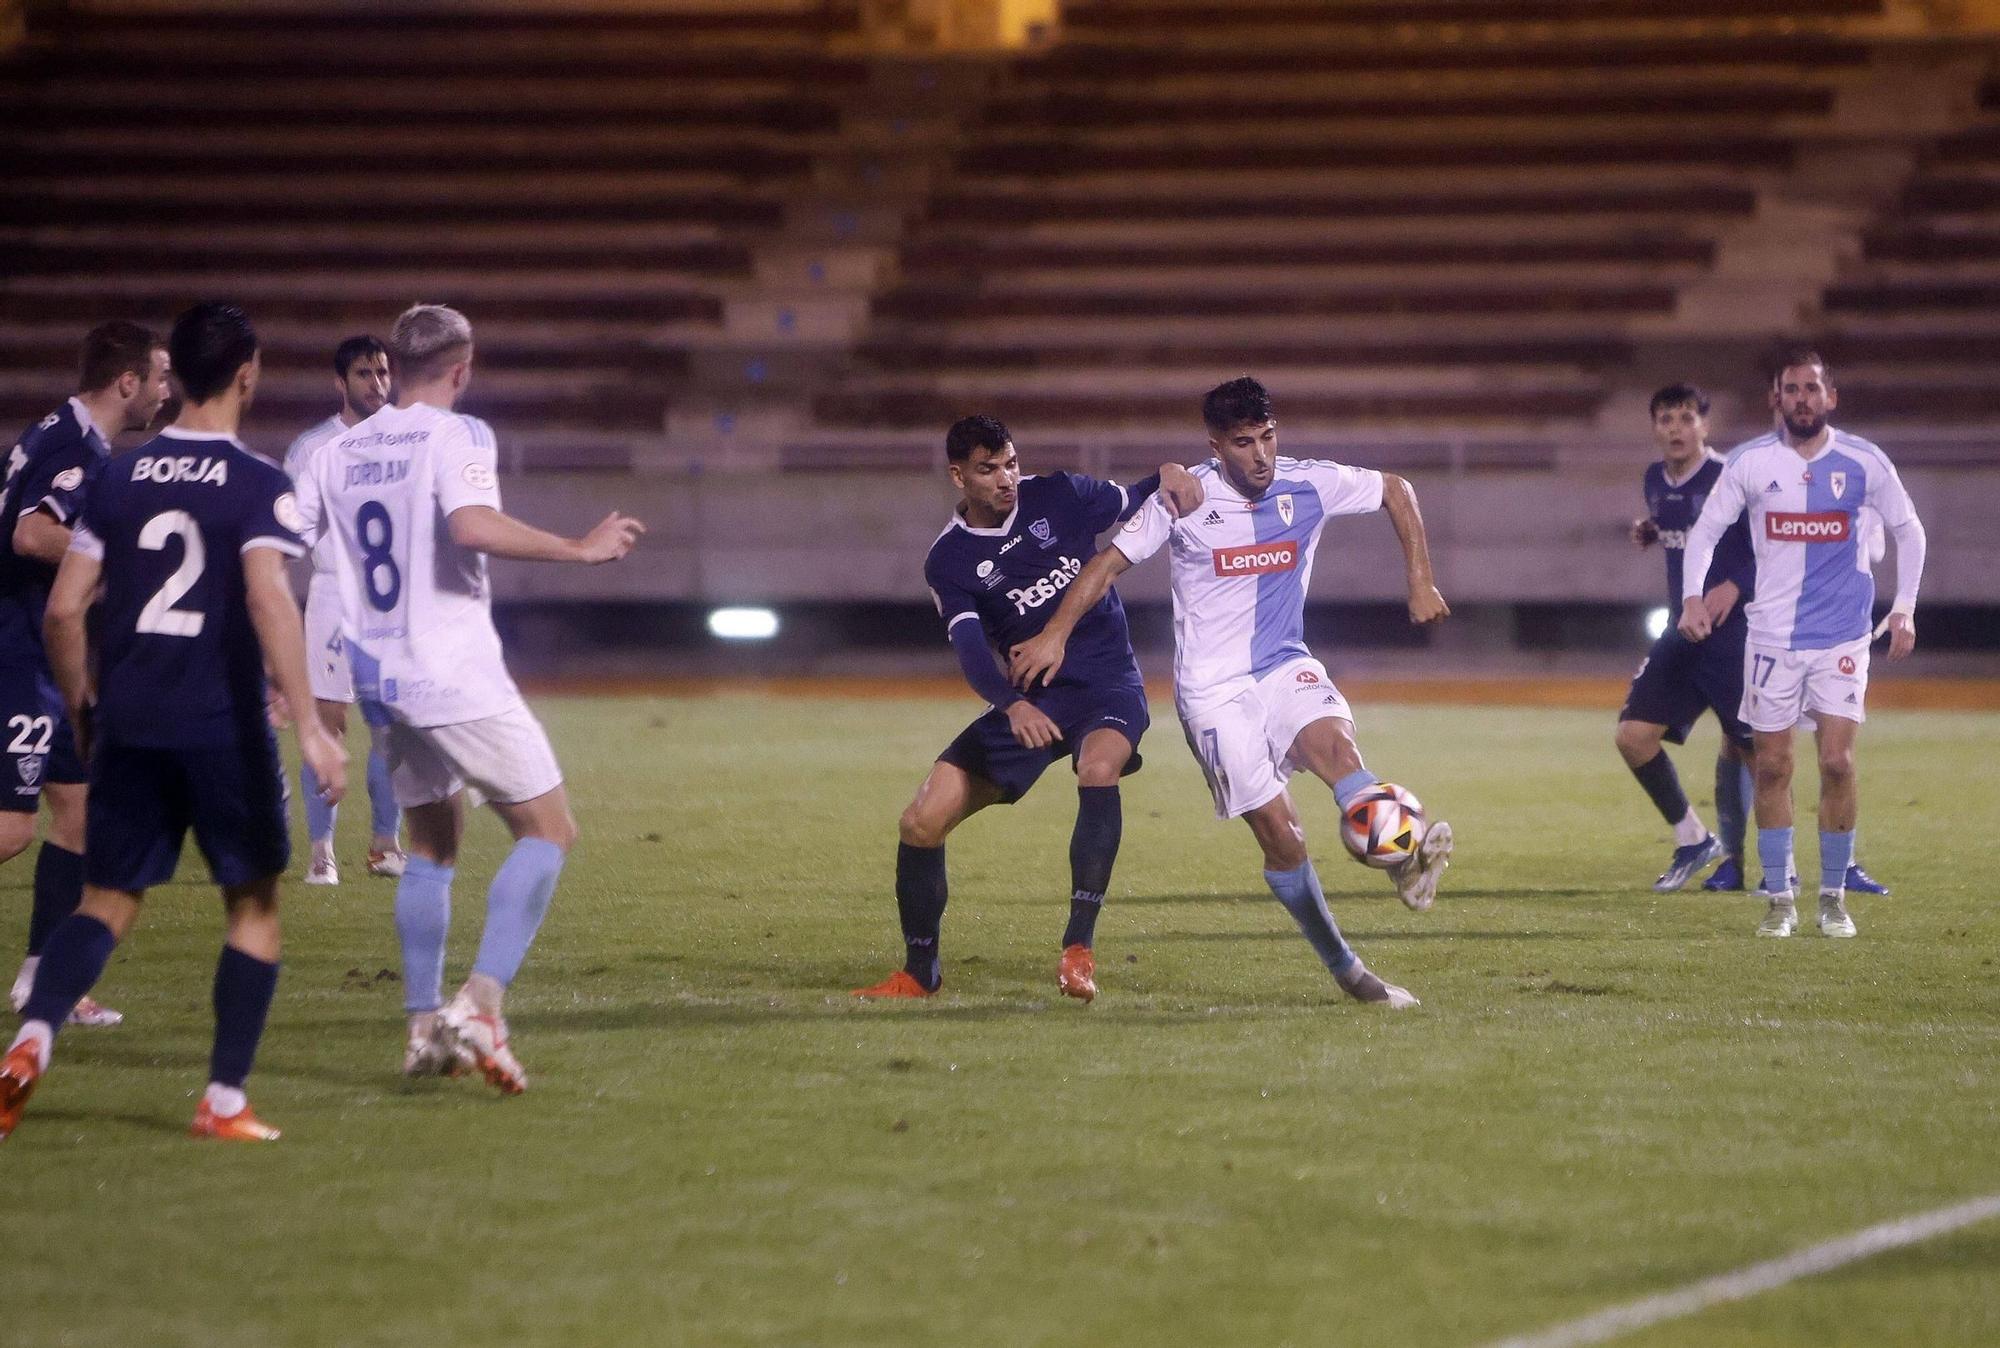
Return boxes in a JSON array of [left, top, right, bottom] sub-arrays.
[[576, 511, 646, 565], [1005, 700, 1063, 750], [1408, 584, 1450, 625], [1677, 597, 1713, 642], [1009, 630, 1067, 690], [1882, 610, 1917, 661], [1631, 516, 1659, 549], [1158, 462, 1204, 519], [299, 722, 349, 806]]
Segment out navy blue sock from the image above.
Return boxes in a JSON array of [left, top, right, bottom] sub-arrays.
[[22, 913, 116, 1030], [1064, 785, 1121, 948], [1630, 750, 1691, 828], [209, 945, 280, 1089], [896, 843, 946, 990], [27, 842, 84, 957], [1714, 755, 1747, 862]]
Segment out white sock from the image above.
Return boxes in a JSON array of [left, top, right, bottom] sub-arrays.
[[203, 1082, 247, 1118], [1673, 808, 1708, 847], [10, 1020, 53, 1072]]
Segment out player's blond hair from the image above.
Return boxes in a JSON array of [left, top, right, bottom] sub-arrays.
[[390, 303, 473, 383]]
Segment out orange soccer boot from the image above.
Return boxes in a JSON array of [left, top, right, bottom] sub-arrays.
[[0, 1040, 44, 1141], [852, 969, 936, 999], [1058, 944, 1097, 1004], [190, 1098, 282, 1142]]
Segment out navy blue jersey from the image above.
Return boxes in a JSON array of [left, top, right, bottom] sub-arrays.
[[74, 429, 304, 749], [1644, 456, 1754, 612], [926, 472, 1142, 691], [0, 400, 108, 661]]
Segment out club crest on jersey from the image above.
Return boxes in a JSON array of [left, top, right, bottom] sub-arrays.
[[16, 755, 41, 788], [1029, 518, 1053, 547], [1829, 471, 1847, 500], [1276, 494, 1294, 527], [52, 467, 83, 492]]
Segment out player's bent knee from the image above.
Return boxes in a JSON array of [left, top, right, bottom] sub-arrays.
[[898, 806, 949, 850], [0, 812, 34, 863], [1614, 719, 1661, 757]]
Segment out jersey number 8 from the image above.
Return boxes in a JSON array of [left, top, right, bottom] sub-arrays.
[[356, 501, 401, 612]]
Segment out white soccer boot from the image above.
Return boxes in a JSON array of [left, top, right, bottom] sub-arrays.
[[1337, 964, 1420, 1009], [1818, 891, 1857, 939], [1391, 819, 1453, 912], [440, 994, 527, 1095], [304, 841, 339, 886], [1756, 892, 1798, 938], [8, 958, 122, 1026], [401, 1014, 461, 1077]]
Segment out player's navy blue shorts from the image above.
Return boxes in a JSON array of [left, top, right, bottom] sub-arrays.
[[0, 657, 87, 813], [939, 676, 1150, 804], [1619, 619, 1751, 749], [85, 731, 290, 891]]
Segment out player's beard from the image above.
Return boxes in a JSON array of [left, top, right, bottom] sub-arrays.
[[1782, 409, 1826, 440]]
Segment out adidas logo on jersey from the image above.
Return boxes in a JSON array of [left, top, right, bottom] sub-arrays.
[[1201, 510, 1224, 526], [1765, 480, 1783, 493], [1006, 555, 1083, 615]]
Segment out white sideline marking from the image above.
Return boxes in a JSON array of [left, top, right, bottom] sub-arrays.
[[1488, 1192, 2000, 1348]]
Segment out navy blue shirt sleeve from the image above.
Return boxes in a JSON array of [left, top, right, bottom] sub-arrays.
[[1058, 471, 1130, 535], [948, 618, 1020, 709]]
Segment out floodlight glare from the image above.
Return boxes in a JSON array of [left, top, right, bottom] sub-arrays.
[[1645, 606, 1670, 640], [708, 606, 780, 641]]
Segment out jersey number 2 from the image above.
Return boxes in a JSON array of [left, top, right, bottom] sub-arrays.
[[136, 509, 205, 637]]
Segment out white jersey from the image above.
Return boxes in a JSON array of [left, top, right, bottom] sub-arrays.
[[1113, 456, 1384, 717], [284, 414, 346, 581], [291, 401, 523, 727], [1683, 428, 1923, 651]]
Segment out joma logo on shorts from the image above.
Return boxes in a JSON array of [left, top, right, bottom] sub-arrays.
[[1007, 556, 1083, 614], [1212, 541, 1298, 576], [1765, 511, 1848, 542]]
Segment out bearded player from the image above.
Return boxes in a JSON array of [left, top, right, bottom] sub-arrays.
[[853, 415, 1200, 1003], [1013, 378, 1450, 1008]]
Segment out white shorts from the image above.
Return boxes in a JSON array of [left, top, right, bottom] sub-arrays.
[[303, 574, 353, 704], [1179, 657, 1355, 820], [1741, 635, 1870, 733], [388, 703, 565, 809]]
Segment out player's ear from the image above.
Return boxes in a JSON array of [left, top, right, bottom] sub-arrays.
[[947, 462, 965, 493], [1824, 384, 1838, 412]]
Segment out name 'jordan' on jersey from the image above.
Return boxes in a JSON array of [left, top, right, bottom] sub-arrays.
[[1644, 454, 1754, 614], [71, 428, 304, 748], [0, 399, 109, 660], [1691, 429, 1920, 651], [925, 472, 1143, 692], [291, 401, 523, 727], [1113, 457, 1383, 716]]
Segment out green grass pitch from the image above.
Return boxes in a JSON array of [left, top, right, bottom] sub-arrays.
[[4, 694, 1997, 1346]]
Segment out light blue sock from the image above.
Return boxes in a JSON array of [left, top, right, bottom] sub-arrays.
[[394, 856, 453, 1013], [302, 762, 336, 844], [1332, 769, 1380, 810], [1757, 827, 1794, 895], [472, 839, 566, 987], [366, 745, 399, 843], [1819, 830, 1855, 894], [1263, 861, 1358, 976]]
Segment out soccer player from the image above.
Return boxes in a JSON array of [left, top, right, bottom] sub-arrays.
[[284, 335, 404, 885], [1012, 378, 1451, 1008], [1679, 350, 1926, 938], [291, 304, 643, 1091], [0, 302, 347, 1142], [853, 415, 1201, 1002], [0, 321, 171, 1028], [1615, 383, 1756, 891]]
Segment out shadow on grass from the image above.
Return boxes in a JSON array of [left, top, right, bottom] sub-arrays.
[[1134, 928, 1589, 943]]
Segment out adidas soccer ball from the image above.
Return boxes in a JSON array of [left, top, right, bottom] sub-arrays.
[[1340, 782, 1425, 870]]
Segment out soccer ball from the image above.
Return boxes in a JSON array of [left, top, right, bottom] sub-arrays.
[[1340, 782, 1425, 870]]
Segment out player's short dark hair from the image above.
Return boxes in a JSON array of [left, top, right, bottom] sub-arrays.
[[76, 321, 162, 394], [333, 334, 387, 378], [1649, 383, 1710, 418], [1770, 346, 1832, 389], [945, 414, 1011, 463], [168, 303, 258, 405], [1202, 376, 1274, 435]]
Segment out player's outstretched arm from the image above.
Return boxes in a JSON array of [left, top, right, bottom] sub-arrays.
[[1008, 545, 1133, 690], [244, 548, 347, 804], [43, 545, 101, 747], [447, 505, 645, 564], [1381, 474, 1449, 625]]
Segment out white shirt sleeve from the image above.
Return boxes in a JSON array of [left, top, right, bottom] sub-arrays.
[[1300, 460, 1385, 517], [1866, 455, 1926, 614], [436, 417, 503, 517], [291, 449, 326, 546], [67, 521, 104, 562], [1112, 493, 1173, 566], [1681, 458, 1749, 603]]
